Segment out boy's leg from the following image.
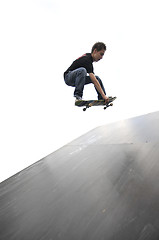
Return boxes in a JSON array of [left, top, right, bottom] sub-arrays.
[[85, 75, 106, 100], [64, 67, 87, 98], [95, 76, 106, 100]]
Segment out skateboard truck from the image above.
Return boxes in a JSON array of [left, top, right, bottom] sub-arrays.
[[103, 102, 113, 110]]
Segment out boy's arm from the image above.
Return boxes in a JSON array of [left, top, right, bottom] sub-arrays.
[[89, 73, 109, 102]]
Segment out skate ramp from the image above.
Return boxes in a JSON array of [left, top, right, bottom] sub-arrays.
[[0, 111, 159, 240]]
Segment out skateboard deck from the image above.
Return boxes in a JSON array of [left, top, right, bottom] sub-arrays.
[[75, 96, 117, 111]]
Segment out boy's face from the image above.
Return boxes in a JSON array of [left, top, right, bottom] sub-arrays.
[[92, 49, 105, 62]]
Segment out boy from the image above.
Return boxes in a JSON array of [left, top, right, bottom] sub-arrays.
[[64, 42, 109, 102]]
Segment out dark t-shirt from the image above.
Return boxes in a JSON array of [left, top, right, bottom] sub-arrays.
[[64, 53, 94, 78]]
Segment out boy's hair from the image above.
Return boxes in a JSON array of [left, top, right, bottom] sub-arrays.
[[91, 42, 106, 53]]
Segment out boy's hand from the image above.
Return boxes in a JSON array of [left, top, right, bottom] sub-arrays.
[[103, 95, 109, 103]]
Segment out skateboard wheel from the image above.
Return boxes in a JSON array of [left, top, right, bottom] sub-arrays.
[[83, 108, 86, 111]]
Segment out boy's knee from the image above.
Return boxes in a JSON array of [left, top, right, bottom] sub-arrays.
[[78, 67, 87, 76]]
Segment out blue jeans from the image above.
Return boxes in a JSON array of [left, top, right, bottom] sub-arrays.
[[64, 67, 106, 99]]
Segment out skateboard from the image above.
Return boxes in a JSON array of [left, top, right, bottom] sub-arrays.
[[75, 96, 117, 111]]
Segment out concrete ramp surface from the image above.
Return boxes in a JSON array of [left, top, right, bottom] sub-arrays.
[[1, 111, 159, 240]]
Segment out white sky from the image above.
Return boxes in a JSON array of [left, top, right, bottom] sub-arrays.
[[0, 0, 159, 182]]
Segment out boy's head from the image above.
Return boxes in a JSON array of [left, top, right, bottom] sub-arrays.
[[91, 42, 106, 62], [91, 42, 106, 53]]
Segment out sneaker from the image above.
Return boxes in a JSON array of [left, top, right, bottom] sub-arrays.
[[108, 96, 113, 99], [74, 95, 82, 101]]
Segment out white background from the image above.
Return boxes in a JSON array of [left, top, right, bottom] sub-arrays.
[[0, 0, 159, 182]]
